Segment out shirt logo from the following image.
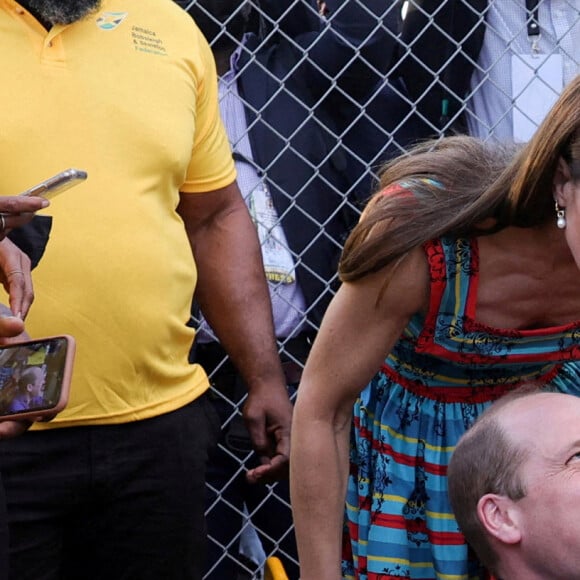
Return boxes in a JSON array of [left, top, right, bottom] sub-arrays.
[[131, 26, 167, 56], [96, 12, 128, 30]]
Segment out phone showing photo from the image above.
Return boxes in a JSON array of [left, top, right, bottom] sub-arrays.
[[0, 335, 75, 420]]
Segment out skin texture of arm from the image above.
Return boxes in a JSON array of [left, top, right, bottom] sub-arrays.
[[177, 181, 293, 483], [290, 246, 430, 579]]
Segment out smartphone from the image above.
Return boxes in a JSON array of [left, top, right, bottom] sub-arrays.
[[18, 169, 87, 200], [0, 335, 75, 420]]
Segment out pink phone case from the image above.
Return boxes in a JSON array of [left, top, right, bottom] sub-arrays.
[[0, 335, 76, 421]]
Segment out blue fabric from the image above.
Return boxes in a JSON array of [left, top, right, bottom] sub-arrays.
[[344, 236, 580, 580]]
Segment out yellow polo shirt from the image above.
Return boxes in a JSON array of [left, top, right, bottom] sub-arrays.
[[0, 0, 236, 426]]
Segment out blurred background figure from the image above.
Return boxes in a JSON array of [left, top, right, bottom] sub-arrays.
[[179, 0, 422, 577], [399, 0, 580, 141]]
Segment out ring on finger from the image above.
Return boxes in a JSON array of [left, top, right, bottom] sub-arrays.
[[0, 214, 6, 234]]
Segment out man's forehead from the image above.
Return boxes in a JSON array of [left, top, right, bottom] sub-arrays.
[[501, 393, 580, 448]]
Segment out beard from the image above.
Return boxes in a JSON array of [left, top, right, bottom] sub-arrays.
[[24, 0, 102, 25]]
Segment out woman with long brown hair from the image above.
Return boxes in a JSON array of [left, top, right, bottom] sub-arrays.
[[291, 74, 580, 580]]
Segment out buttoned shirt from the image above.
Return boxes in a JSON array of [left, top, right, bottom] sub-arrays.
[[468, 0, 580, 141], [197, 44, 307, 342]]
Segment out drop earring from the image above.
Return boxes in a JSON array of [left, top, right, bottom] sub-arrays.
[[555, 201, 567, 229]]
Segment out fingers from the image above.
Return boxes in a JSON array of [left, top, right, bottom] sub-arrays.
[[0, 212, 42, 241], [0, 195, 50, 215], [246, 452, 290, 484], [242, 386, 293, 483], [245, 417, 291, 484], [0, 213, 35, 239], [36, 412, 58, 423], [0, 195, 46, 312], [6, 265, 33, 319], [0, 196, 50, 240], [0, 196, 49, 215], [0, 239, 33, 318], [244, 420, 291, 483], [245, 414, 269, 455], [0, 315, 26, 341], [0, 420, 32, 440]]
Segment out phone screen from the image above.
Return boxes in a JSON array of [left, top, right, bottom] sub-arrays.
[[0, 337, 74, 418]]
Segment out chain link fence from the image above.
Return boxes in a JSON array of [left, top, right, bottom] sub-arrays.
[[178, 0, 580, 577]]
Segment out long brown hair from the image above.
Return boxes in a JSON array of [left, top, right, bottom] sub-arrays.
[[340, 74, 580, 282]]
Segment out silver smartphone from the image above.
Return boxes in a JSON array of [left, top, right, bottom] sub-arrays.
[[18, 169, 88, 200]]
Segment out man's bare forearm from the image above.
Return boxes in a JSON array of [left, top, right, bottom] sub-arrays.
[[185, 196, 283, 388]]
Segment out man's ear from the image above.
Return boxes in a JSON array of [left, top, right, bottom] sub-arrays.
[[477, 494, 522, 545], [554, 157, 573, 207]]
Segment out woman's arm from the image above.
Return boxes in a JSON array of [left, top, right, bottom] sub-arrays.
[[290, 246, 429, 579]]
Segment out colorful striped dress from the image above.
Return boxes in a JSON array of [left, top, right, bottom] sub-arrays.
[[342, 236, 580, 580]]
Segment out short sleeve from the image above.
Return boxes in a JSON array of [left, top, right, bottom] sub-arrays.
[[180, 27, 237, 194]]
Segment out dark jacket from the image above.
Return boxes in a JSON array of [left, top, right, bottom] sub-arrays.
[[235, 0, 420, 326], [397, 0, 487, 135]]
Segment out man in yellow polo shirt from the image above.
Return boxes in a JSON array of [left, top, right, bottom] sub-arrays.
[[0, 0, 293, 579]]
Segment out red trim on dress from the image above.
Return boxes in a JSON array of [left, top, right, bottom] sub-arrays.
[[380, 363, 561, 403]]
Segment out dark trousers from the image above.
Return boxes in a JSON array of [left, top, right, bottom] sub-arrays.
[[205, 393, 299, 580], [0, 395, 220, 580], [195, 338, 307, 580], [0, 473, 8, 580]]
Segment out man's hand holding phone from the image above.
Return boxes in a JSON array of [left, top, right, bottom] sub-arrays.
[[0, 179, 54, 317], [0, 195, 50, 241], [1, 167, 87, 240], [0, 319, 74, 439], [0, 335, 75, 438], [0, 169, 87, 318]]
